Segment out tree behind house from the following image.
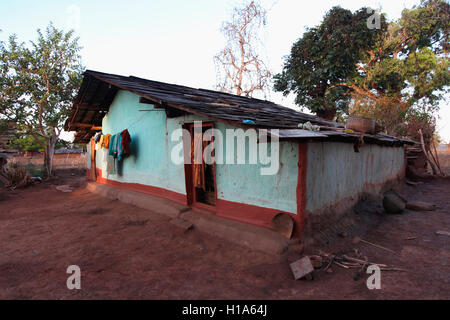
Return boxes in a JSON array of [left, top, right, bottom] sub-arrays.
[[274, 0, 449, 124], [273, 6, 385, 120], [214, 0, 272, 97], [0, 23, 84, 177]]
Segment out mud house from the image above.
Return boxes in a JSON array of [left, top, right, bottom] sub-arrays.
[[65, 70, 412, 238]]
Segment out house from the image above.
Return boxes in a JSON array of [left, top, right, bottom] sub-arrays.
[[437, 143, 450, 154], [0, 121, 15, 149], [65, 70, 412, 238], [54, 147, 84, 158]]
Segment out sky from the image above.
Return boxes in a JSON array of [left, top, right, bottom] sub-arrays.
[[0, 0, 448, 142]]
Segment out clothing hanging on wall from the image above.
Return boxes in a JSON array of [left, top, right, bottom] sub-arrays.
[[103, 134, 111, 149], [107, 130, 131, 162], [106, 154, 116, 174], [121, 129, 131, 157], [192, 132, 205, 190], [108, 134, 118, 158], [97, 134, 104, 148], [94, 132, 103, 144]]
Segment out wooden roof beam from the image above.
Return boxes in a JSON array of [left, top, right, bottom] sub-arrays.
[[71, 123, 102, 131]]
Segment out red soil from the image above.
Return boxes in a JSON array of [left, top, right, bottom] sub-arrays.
[[0, 171, 449, 299]]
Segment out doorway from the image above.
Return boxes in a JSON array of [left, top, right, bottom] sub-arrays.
[[89, 139, 97, 181], [183, 123, 217, 208]]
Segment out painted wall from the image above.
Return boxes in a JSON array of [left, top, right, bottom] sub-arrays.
[[214, 122, 299, 214], [92, 90, 299, 215], [305, 141, 405, 215]]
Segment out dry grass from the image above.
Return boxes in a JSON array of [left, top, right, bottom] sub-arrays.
[[1, 163, 32, 189]]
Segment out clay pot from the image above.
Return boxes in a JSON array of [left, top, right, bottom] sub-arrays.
[[346, 116, 376, 134]]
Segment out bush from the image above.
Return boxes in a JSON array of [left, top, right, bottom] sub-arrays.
[[1, 162, 32, 189]]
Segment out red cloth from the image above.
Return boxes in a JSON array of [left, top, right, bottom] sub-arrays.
[[121, 129, 131, 156]]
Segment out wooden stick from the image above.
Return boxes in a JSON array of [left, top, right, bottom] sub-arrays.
[[428, 143, 442, 174], [380, 267, 408, 272], [419, 129, 439, 175], [333, 261, 350, 269], [359, 238, 398, 255], [431, 140, 445, 176], [343, 255, 388, 267]]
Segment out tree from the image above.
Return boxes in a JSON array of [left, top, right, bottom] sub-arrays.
[[214, 0, 272, 97], [346, 0, 449, 136], [0, 23, 83, 176], [274, 7, 385, 120], [274, 1, 449, 126]]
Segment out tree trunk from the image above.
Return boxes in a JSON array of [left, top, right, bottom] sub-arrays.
[[44, 134, 57, 177]]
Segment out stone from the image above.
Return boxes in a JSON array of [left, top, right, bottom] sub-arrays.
[[55, 185, 73, 193], [290, 256, 314, 280], [406, 201, 436, 212], [337, 231, 348, 238], [383, 192, 406, 214]]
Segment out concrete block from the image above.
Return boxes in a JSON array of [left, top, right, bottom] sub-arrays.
[[290, 257, 314, 280], [86, 182, 187, 218], [179, 210, 290, 255]]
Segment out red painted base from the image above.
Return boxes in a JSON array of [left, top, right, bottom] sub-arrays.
[[86, 168, 302, 234]]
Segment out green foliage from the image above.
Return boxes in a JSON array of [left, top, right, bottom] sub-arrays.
[[9, 134, 45, 152], [274, 6, 386, 119], [275, 0, 449, 123], [0, 23, 84, 175]]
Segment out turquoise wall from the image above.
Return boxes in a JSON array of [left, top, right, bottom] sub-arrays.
[[214, 120, 298, 213], [92, 90, 299, 214]]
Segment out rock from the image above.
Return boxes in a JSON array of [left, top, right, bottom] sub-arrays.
[[290, 256, 314, 280], [383, 192, 406, 214], [337, 231, 348, 238], [55, 185, 73, 193], [406, 201, 436, 212]]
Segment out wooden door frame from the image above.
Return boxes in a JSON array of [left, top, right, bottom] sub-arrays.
[[182, 122, 217, 210], [89, 139, 97, 181]]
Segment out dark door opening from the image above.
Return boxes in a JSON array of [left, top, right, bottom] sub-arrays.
[[184, 123, 216, 207]]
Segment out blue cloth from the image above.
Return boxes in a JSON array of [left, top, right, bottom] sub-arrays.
[[108, 134, 118, 158], [94, 132, 103, 143], [107, 132, 128, 161], [116, 134, 124, 161]]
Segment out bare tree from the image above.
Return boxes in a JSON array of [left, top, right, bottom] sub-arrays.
[[214, 1, 272, 97]]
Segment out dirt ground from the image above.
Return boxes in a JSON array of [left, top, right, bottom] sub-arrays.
[[0, 170, 449, 300]]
